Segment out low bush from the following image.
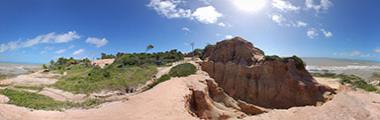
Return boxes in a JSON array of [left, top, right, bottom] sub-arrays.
[[169, 63, 196, 77], [265, 55, 305, 69], [311, 72, 338, 78], [114, 49, 184, 67], [0, 88, 68, 110], [0, 88, 104, 110], [54, 65, 157, 94], [148, 74, 171, 88], [338, 74, 378, 92]]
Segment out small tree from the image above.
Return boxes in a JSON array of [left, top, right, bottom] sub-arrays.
[[146, 44, 154, 52], [42, 64, 48, 69]]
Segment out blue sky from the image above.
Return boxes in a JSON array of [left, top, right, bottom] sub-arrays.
[[0, 0, 379, 64]]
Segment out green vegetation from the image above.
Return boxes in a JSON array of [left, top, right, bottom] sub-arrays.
[[312, 72, 378, 92], [100, 53, 116, 59], [149, 63, 197, 88], [0, 88, 103, 110], [13, 85, 44, 91], [46, 49, 184, 94], [311, 72, 338, 78], [265, 55, 306, 69], [113, 49, 184, 66], [54, 64, 157, 94], [148, 74, 171, 88], [370, 72, 380, 86], [48, 57, 92, 74], [186, 48, 204, 58], [0, 74, 7, 80], [42, 64, 48, 69], [338, 74, 378, 92], [0, 88, 69, 110], [146, 44, 154, 52], [169, 63, 197, 77]]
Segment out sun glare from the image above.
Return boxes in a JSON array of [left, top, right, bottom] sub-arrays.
[[233, 0, 267, 12]]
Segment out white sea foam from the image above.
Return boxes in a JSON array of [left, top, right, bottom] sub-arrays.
[[0, 63, 41, 75], [307, 65, 380, 71]]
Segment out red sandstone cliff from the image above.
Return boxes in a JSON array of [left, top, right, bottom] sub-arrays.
[[201, 37, 333, 109]]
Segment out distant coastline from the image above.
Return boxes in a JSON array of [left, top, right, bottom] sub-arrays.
[[0, 62, 41, 76]]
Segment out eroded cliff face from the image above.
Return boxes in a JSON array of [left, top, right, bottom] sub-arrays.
[[201, 37, 333, 109]]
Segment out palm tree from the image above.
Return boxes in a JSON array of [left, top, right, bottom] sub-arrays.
[[146, 44, 154, 52]]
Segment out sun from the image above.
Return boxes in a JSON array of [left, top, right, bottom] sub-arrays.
[[233, 0, 267, 12]]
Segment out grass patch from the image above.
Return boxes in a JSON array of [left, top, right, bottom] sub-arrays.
[[0, 74, 6, 80], [149, 63, 197, 89], [311, 72, 338, 78], [338, 74, 378, 92], [13, 85, 44, 91], [0, 88, 104, 110], [265, 55, 305, 70], [148, 74, 171, 88], [54, 64, 157, 94], [0, 88, 69, 110], [169, 63, 196, 77], [370, 72, 380, 86], [312, 72, 378, 92]]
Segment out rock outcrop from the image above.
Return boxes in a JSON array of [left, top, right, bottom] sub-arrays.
[[201, 37, 334, 109]]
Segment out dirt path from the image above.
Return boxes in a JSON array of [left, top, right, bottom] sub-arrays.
[[0, 74, 205, 120], [314, 77, 341, 90], [245, 90, 380, 120], [0, 95, 9, 104], [0, 71, 59, 86], [38, 88, 87, 102]]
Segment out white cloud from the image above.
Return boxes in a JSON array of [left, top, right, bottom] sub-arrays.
[[295, 21, 308, 27], [272, 0, 300, 12], [147, 0, 192, 19], [147, 0, 223, 25], [192, 6, 222, 24], [198, 0, 211, 4], [306, 0, 333, 12], [68, 45, 75, 49], [53, 31, 81, 43], [218, 22, 226, 27], [350, 50, 362, 56], [321, 29, 333, 38], [73, 49, 85, 56], [225, 35, 233, 39], [307, 28, 319, 39], [55, 49, 66, 54], [271, 14, 286, 25], [374, 49, 380, 53], [181, 27, 190, 32], [0, 31, 80, 53], [86, 37, 108, 48]]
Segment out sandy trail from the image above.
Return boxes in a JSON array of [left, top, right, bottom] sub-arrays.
[[245, 90, 380, 120], [1, 62, 379, 120], [314, 77, 341, 90], [0, 71, 59, 86], [38, 88, 87, 102], [0, 74, 204, 120]]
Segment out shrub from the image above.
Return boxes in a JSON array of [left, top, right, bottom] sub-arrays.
[[0, 88, 104, 110], [148, 74, 171, 88], [264, 55, 306, 70], [311, 72, 337, 78], [283, 55, 305, 70], [264, 55, 282, 61], [54, 65, 157, 94], [0, 88, 67, 110], [338, 74, 378, 92], [114, 49, 184, 67], [169, 63, 196, 77]]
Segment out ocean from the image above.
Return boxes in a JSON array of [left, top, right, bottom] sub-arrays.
[[0, 62, 42, 76], [303, 57, 380, 80]]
